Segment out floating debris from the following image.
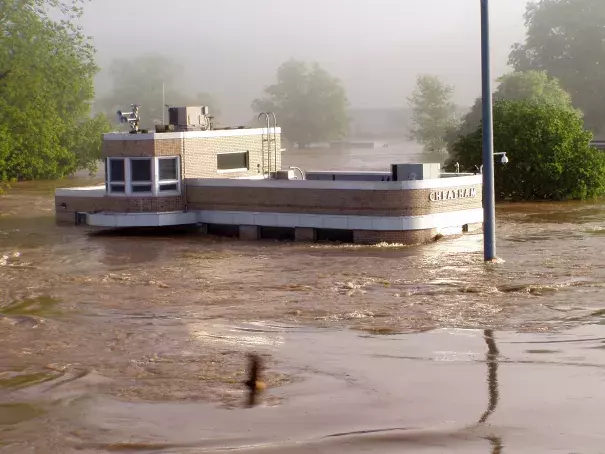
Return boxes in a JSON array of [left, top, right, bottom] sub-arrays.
[[243, 353, 266, 408]]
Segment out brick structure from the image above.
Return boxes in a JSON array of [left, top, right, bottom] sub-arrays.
[[182, 134, 281, 179], [54, 107, 482, 246], [56, 127, 281, 225], [55, 194, 184, 224], [186, 177, 483, 245], [187, 184, 482, 216], [102, 138, 182, 157], [102, 129, 281, 180]]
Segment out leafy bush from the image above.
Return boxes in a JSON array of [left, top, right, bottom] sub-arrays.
[[450, 100, 605, 201], [444, 70, 574, 162]]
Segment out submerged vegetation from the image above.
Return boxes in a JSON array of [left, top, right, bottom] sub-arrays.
[[0, 295, 63, 318]]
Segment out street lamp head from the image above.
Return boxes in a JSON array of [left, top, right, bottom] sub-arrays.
[[500, 153, 509, 165]]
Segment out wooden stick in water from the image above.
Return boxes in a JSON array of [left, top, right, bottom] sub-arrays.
[[244, 353, 266, 407]]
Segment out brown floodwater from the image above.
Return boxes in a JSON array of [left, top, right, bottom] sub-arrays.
[[2, 142, 605, 452]]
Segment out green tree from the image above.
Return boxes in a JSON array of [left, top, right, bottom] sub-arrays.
[[0, 0, 109, 181], [95, 55, 220, 129], [450, 100, 605, 201], [451, 70, 573, 141], [495, 70, 572, 106], [252, 60, 349, 147], [509, 0, 605, 136], [63, 113, 112, 175], [407, 74, 457, 153]]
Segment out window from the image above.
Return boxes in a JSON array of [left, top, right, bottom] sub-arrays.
[[108, 158, 126, 193], [110, 158, 125, 181], [105, 157, 181, 196], [217, 151, 249, 172], [159, 158, 178, 180], [131, 159, 152, 181], [130, 158, 153, 194], [158, 157, 180, 193]]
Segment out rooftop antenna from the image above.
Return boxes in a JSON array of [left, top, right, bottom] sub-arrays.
[[117, 104, 141, 133]]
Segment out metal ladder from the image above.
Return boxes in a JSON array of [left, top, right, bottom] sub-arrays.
[[258, 112, 278, 178]]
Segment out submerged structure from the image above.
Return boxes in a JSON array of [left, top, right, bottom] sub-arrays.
[[55, 105, 483, 244]]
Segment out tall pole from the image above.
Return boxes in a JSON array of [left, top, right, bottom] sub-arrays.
[[481, 0, 496, 261], [162, 82, 165, 125]]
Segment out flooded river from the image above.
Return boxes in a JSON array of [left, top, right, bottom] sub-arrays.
[[2, 142, 605, 452]]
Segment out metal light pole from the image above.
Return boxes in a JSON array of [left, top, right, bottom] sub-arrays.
[[481, 0, 496, 261]]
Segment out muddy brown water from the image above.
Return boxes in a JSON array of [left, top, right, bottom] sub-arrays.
[[2, 142, 605, 452]]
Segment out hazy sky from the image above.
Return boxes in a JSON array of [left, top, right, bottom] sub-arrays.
[[81, 0, 529, 123]]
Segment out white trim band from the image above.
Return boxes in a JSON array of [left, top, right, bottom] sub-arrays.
[[198, 209, 483, 231], [186, 175, 482, 191], [55, 186, 106, 198], [87, 211, 197, 228], [86, 208, 483, 231], [103, 127, 281, 141]]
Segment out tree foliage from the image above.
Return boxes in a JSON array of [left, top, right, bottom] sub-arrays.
[[0, 0, 110, 182], [450, 100, 605, 201], [509, 0, 605, 136], [407, 74, 458, 153], [450, 70, 573, 142], [495, 70, 572, 106], [252, 60, 349, 147], [95, 55, 220, 129]]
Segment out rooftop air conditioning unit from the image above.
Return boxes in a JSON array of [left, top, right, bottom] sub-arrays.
[[167, 106, 212, 131]]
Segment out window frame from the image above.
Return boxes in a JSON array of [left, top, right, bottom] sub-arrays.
[[216, 151, 250, 173], [105, 156, 181, 197], [107, 158, 127, 195], [156, 156, 181, 195], [129, 157, 154, 195]]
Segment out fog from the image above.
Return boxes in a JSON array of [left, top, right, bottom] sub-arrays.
[[81, 0, 528, 124]]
